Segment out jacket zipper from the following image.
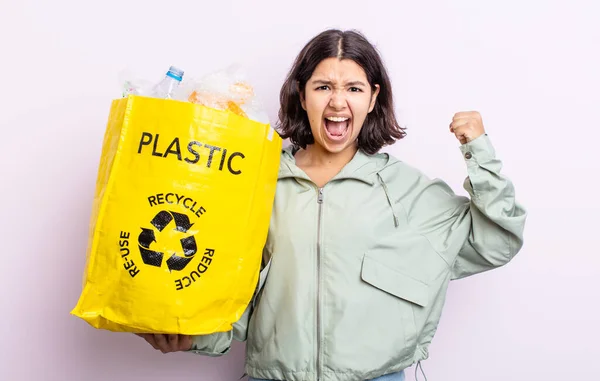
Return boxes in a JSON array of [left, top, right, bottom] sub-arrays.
[[316, 187, 324, 381]]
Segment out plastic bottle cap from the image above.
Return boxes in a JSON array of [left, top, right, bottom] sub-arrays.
[[167, 66, 184, 81]]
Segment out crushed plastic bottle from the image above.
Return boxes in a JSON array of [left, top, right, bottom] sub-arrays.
[[117, 65, 269, 123], [149, 66, 184, 99]]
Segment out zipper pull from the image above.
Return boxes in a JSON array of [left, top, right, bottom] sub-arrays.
[[317, 188, 324, 204]]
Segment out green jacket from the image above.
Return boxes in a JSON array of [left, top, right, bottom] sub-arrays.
[[190, 134, 527, 381]]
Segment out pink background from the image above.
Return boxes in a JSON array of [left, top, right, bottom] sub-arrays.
[[1, 0, 599, 380]]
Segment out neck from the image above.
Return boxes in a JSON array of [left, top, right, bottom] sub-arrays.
[[296, 143, 358, 169]]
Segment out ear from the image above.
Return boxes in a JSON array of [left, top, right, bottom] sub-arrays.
[[368, 84, 380, 113]]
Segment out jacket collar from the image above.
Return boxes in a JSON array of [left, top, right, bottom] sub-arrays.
[[278, 145, 387, 186]]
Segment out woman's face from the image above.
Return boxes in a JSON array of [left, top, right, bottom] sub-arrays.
[[301, 57, 379, 155]]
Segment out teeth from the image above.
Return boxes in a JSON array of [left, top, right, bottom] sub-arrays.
[[326, 116, 349, 122]]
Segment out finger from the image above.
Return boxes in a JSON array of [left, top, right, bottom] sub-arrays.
[[140, 334, 160, 350], [454, 131, 468, 141], [450, 119, 470, 132], [179, 335, 194, 351], [454, 130, 469, 144], [451, 124, 471, 134], [154, 334, 170, 353], [452, 125, 470, 142], [167, 334, 179, 352], [453, 111, 479, 121]]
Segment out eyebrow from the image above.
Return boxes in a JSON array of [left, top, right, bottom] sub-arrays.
[[311, 79, 368, 87]]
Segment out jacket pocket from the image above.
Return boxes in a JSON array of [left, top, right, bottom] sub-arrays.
[[360, 254, 429, 355], [360, 254, 429, 308]]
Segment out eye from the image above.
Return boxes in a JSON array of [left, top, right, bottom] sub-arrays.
[[316, 85, 330, 91], [349, 87, 363, 92]]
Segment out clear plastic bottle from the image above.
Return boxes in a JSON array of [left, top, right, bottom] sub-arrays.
[[150, 66, 184, 99]]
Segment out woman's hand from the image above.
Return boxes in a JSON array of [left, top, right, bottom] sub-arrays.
[[449, 111, 485, 144], [136, 334, 194, 353]]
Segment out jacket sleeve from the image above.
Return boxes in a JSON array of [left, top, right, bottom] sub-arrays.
[[187, 247, 271, 356], [392, 134, 527, 281], [187, 303, 252, 356], [450, 134, 527, 279]]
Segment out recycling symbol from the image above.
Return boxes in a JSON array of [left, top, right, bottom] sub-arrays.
[[138, 210, 197, 271]]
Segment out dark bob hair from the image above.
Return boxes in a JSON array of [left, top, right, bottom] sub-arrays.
[[278, 29, 406, 155]]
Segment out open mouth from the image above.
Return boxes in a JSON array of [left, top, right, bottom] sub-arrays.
[[324, 116, 351, 141]]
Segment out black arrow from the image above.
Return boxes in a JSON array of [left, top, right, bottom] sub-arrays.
[[180, 236, 197, 257], [170, 211, 194, 233], [138, 228, 156, 249], [139, 246, 163, 267], [166, 254, 194, 272], [151, 211, 173, 232]]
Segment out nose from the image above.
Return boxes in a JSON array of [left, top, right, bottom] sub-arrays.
[[328, 89, 347, 110]]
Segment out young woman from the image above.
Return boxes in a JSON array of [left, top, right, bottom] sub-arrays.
[[138, 29, 527, 381]]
